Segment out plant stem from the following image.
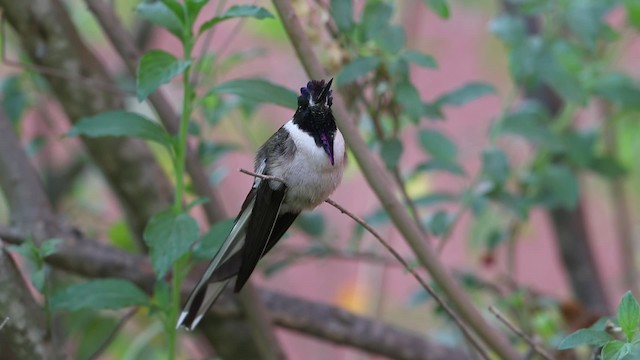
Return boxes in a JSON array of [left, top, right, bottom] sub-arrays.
[[168, 30, 194, 359]]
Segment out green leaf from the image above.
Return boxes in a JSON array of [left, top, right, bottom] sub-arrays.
[[376, 25, 405, 53], [51, 279, 149, 311], [394, 80, 423, 123], [143, 210, 200, 277], [330, 0, 353, 32], [1, 75, 28, 125], [426, 210, 454, 236], [497, 101, 562, 149], [40, 238, 63, 258], [601, 340, 632, 360], [589, 156, 627, 178], [194, 218, 234, 260], [618, 291, 640, 342], [481, 148, 510, 186], [626, 0, 640, 29], [208, 79, 297, 109], [336, 56, 381, 86], [380, 138, 403, 169], [67, 111, 172, 148], [136, 50, 190, 101], [199, 5, 273, 34], [136, 1, 184, 40], [558, 328, 614, 349], [534, 164, 579, 210], [295, 213, 325, 237], [435, 82, 496, 107], [362, 1, 393, 41], [418, 129, 457, 162], [423, 0, 449, 19], [186, 0, 207, 23], [401, 50, 437, 69], [414, 192, 458, 207], [415, 160, 465, 176], [593, 73, 640, 110], [489, 15, 526, 46]]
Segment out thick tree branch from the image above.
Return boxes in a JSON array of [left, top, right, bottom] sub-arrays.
[[271, 1, 520, 358]]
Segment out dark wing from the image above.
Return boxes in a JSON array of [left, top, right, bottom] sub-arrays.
[[234, 180, 287, 292], [209, 212, 299, 282]]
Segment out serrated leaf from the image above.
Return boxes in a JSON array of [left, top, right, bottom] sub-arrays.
[[601, 340, 632, 360], [394, 80, 423, 123], [67, 111, 172, 148], [418, 129, 457, 162], [380, 138, 403, 169], [330, 0, 353, 32], [401, 50, 437, 68], [423, 0, 450, 19], [143, 210, 200, 277], [295, 213, 325, 237], [193, 219, 234, 260], [136, 1, 184, 40], [199, 5, 273, 34], [558, 328, 614, 349], [436, 82, 496, 107], [136, 50, 190, 101], [208, 79, 297, 109], [336, 56, 381, 86], [51, 279, 149, 311], [618, 291, 640, 342]]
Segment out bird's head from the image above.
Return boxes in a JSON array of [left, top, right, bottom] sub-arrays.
[[293, 79, 338, 165]]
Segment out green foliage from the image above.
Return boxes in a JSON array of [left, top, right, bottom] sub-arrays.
[[295, 213, 326, 237], [136, 50, 191, 101], [136, 1, 184, 40], [418, 129, 457, 163], [7, 238, 61, 292], [51, 279, 149, 311], [198, 5, 273, 35], [559, 291, 640, 359], [207, 79, 298, 109], [1, 75, 29, 126], [423, 0, 450, 19], [143, 210, 200, 277], [380, 138, 403, 169], [400, 50, 437, 69], [435, 82, 496, 107], [336, 56, 381, 86], [68, 111, 172, 148]]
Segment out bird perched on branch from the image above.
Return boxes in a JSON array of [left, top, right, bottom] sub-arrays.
[[178, 79, 345, 330]]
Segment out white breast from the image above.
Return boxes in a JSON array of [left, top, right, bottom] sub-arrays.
[[275, 121, 345, 212]]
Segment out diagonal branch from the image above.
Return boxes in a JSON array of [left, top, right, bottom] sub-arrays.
[[271, 1, 520, 358]]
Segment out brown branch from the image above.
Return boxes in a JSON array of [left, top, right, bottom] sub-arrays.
[[271, 1, 520, 358], [239, 168, 487, 359], [488, 306, 554, 360]]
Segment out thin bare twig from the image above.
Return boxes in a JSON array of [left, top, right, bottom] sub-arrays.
[[488, 306, 554, 360], [88, 308, 138, 360], [0, 316, 9, 330], [239, 168, 490, 360]]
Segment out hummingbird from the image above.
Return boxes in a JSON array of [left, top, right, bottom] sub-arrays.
[[178, 79, 345, 330]]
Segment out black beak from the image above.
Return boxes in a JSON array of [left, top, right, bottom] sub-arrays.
[[317, 78, 333, 105]]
